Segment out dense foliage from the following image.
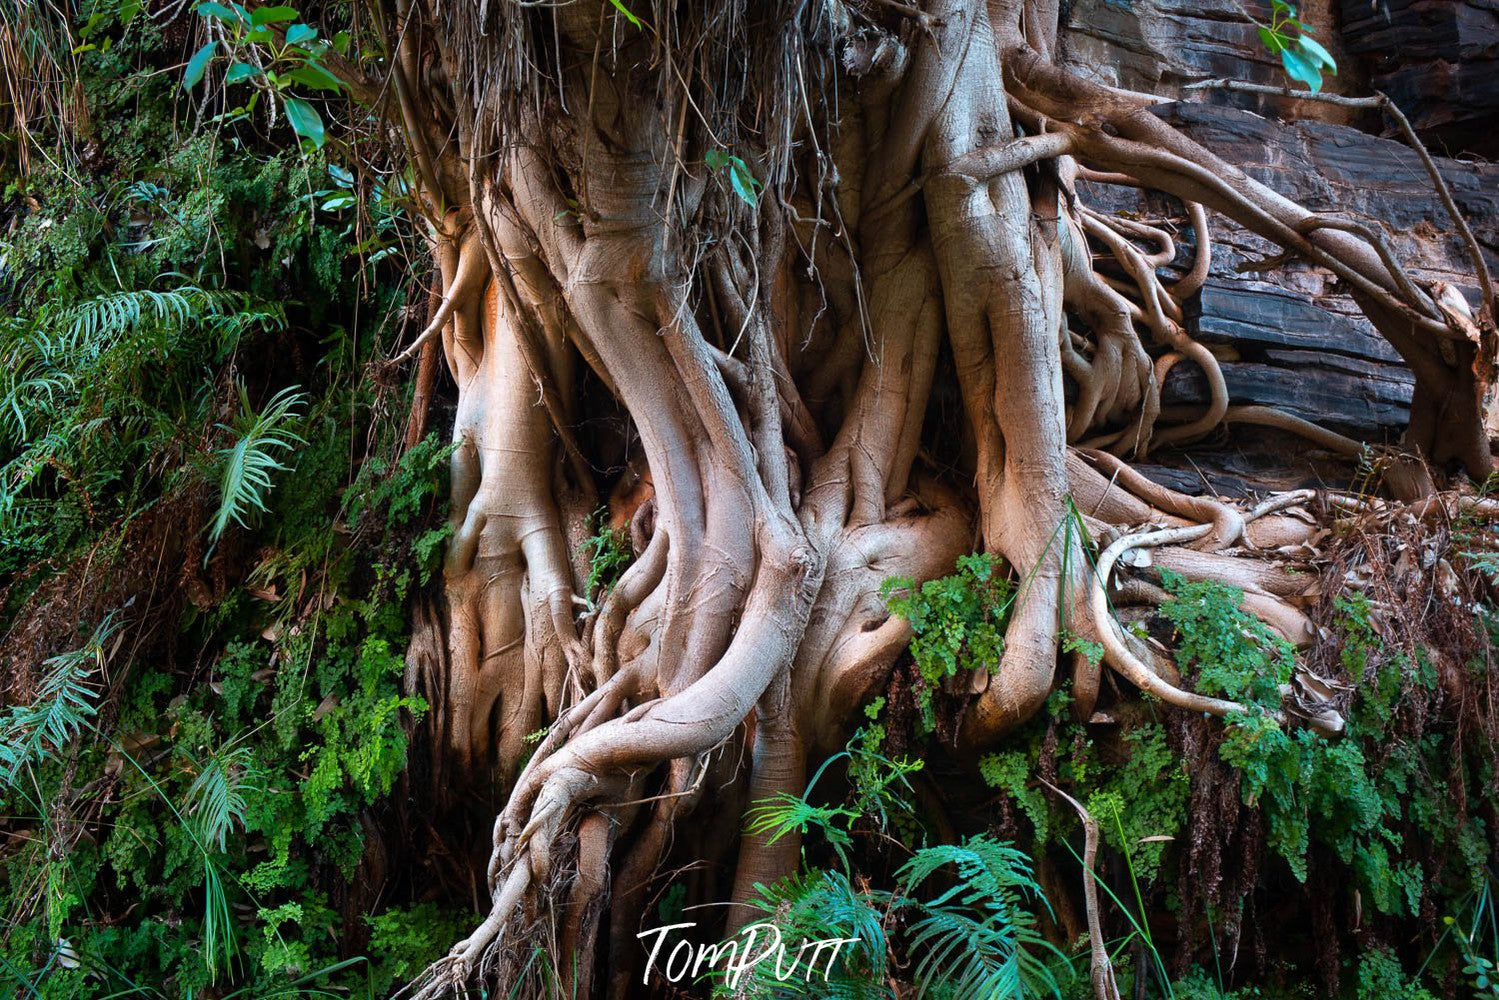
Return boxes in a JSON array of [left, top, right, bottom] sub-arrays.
[[1, 5, 467, 996]]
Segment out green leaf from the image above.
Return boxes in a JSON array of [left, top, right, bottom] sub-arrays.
[[196, 2, 238, 21], [285, 22, 317, 45], [285, 62, 343, 92], [704, 149, 761, 208], [1296, 33, 1337, 72], [250, 5, 298, 24], [608, 0, 642, 27], [1258, 25, 1284, 53], [225, 61, 261, 84], [1280, 46, 1323, 91], [183, 41, 217, 90], [728, 160, 761, 208], [283, 96, 325, 147]]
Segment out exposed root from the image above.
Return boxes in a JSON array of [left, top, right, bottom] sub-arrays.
[[1041, 780, 1124, 1000], [392, 232, 487, 365], [1087, 489, 1334, 729]]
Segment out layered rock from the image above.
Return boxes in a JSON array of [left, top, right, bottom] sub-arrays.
[[1062, 0, 1498, 446]]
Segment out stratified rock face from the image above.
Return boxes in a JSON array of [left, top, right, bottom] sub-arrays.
[[1340, 0, 1499, 158], [1159, 103, 1495, 436], [1060, 1, 1497, 444], [1059, 0, 1367, 119]]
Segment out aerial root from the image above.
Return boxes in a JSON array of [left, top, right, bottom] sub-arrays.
[[391, 232, 487, 364], [1088, 489, 1339, 729], [1060, 185, 1235, 454]]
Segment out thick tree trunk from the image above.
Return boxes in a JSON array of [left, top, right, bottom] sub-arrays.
[[363, 0, 1498, 995]]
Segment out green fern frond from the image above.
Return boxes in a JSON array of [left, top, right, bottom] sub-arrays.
[[897, 835, 1064, 1000], [0, 613, 121, 788], [745, 792, 858, 869], [184, 744, 259, 981], [738, 870, 891, 999], [185, 744, 260, 853], [40, 287, 250, 361], [208, 383, 308, 551], [0, 286, 284, 452]]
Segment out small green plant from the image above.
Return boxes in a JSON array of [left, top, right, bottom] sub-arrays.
[[1158, 568, 1292, 707], [881, 552, 1013, 733], [705, 148, 762, 208], [743, 720, 921, 870], [1250, 0, 1338, 92], [732, 869, 889, 999], [898, 836, 1062, 999], [579, 508, 633, 603], [845, 698, 924, 839], [1355, 948, 1438, 1000], [1443, 880, 1499, 1000], [185, 744, 261, 978], [741, 731, 1063, 999], [209, 382, 307, 552], [737, 834, 1062, 1000], [1163, 576, 1423, 912], [0, 613, 119, 786], [187, 2, 350, 149]]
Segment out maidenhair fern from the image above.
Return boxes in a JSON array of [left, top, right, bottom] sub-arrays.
[[880, 552, 1014, 733], [209, 383, 308, 552]]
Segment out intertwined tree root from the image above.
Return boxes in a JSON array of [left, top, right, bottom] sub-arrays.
[[335, 0, 1499, 995]]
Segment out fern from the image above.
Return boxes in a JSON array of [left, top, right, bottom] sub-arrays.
[[744, 793, 860, 871], [185, 745, 259, 853], [39, 287, 275, 362], [209, 383, 308, 551], [896, 835, 1063, 1000], [184, 744, 260, 980], [735, 870, 891, 999], [0, 613, 120, 788], [881, 553, 1013, 734]]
